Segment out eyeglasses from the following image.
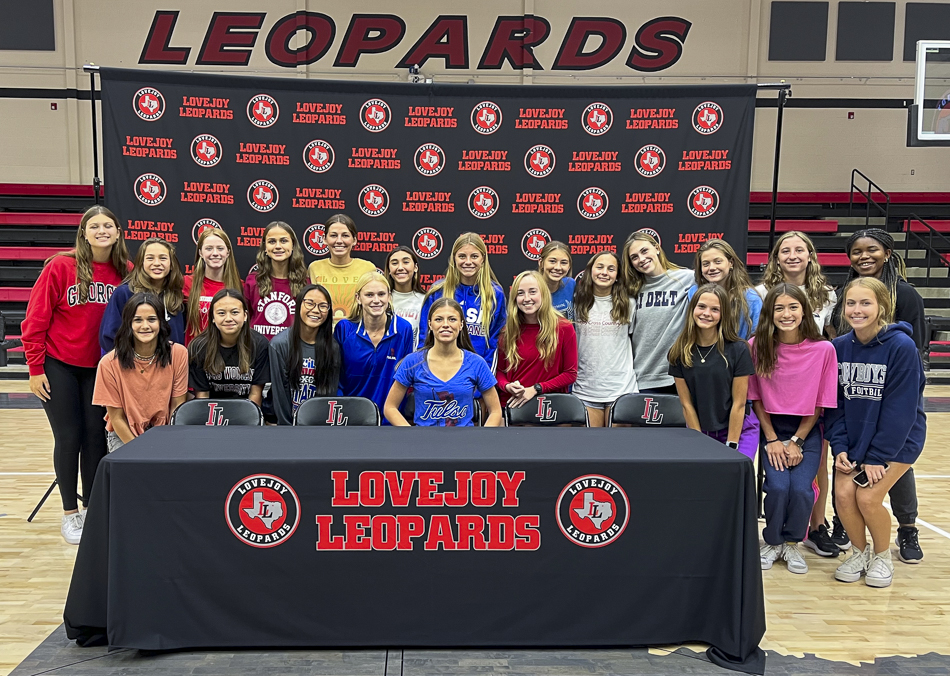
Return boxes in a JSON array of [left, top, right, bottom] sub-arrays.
[[302, 300, 330, 312]]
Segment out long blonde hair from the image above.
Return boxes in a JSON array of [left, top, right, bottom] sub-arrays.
[[841, 277, 893, 334], [620, 231, 683, 297], [424, 232, 501, 335], [347, 271, 394, 322], [694, 239, 756, 337], [54, 205, 129, 303], [573, 251, 631, 324], [187, 228, 243, 336], [668, 284, 738, 369], [502, 271, 563, 372], [759, 231, 832, 316], [128, 237, 184, 314], [253, 221, 308, 298]]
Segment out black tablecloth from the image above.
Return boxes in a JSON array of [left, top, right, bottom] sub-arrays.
[[64, 427, 765, 673]]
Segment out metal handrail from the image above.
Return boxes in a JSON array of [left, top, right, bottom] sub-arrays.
[[849, 168, 890, 229], [903, 214, 950, 287]]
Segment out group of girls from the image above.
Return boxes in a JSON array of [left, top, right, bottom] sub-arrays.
[[23, 206, 927, 588]]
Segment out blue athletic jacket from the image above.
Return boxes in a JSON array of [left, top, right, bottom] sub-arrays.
[[417, 282, 506, 370]]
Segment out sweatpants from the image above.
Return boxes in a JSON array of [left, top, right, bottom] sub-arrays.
[[762, 414, 822, 546], [888, 468, 918, 526], [41, 357, 108, 511], [704, 409, 760, 461]]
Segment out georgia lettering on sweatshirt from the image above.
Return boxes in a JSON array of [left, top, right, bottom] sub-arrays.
[[21, 256, 124, 375]]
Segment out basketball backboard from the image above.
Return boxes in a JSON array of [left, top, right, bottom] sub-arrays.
[[909, 40, 950, 146]]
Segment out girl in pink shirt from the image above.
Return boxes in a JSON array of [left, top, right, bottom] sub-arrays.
[[749, 284, 837, 576]]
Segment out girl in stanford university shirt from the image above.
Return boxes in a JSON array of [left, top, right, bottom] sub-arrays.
[[188, 289, 269, 404], [572, 251, 637, 427], [496, 271, 577, 408], [385, 297, 502, 427], [244, 221, 309, 339], [21, 205, 129, 544], [750, 284, 837, 576], [184, 227, 243, 344], [385, 246, 426, 346], [100, 236, 185, 353], [621, 231, 693, 395], [93, 292, 188, 452]]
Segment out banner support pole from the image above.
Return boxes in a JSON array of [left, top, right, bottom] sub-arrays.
[[757, 83, 792, 253], [83, 64, 101, 204]]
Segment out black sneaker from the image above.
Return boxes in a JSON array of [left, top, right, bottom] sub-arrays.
[[895, 526, 923, 564], [831, 516, 851, 550], [803, 524, 840, 557]]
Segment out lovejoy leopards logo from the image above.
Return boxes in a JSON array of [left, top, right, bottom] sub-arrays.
[[225, 474, 300, 548]]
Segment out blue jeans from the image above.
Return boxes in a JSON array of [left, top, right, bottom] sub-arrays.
[[762, 414, 821, 545]]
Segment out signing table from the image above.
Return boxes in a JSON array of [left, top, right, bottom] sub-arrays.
[[64, 427, 765, 672]]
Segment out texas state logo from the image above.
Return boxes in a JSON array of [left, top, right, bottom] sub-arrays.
[[556, 474, 629, 548], [303, 140, 334, 173], [522, 228, 550, 260], [687, 186, 719, 218], [134, 173, 166, 206], [133, 87, 165, 121], [413, 227, 443, 259], [525, 145, 555, 178], [192, 218, 221, 244], [247, 94, 279, 128], [191, 134, 222, 167], [414, 143, 445, 176], [247, 179, 278, 212], [303, 223, 328, 256], [577, 187, 608, 220], [359, 184, 389, 217], [360, 99, 391, 132], [582, 102, 613, 136], [471, 101, 502, 134], [635, 144, 665, 178], [692, 101, 723, 135], [468, 186, 499, 219], [225, 474, 300, 548]]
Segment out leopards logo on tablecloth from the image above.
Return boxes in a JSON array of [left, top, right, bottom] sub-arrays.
[[556, 474, 629, 548], [226, 474, 300, 548]]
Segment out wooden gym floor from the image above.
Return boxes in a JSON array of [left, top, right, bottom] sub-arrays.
[[1, 380, 948, 675]]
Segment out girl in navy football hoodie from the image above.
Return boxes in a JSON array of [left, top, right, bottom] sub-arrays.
[[826, 277, 926, 589]]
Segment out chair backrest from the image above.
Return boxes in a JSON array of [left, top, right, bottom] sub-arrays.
[[608, 393, 686, 427], [505, 393, 588, 427], [294, 397, 380, 426], [170, 398, 264, 426]]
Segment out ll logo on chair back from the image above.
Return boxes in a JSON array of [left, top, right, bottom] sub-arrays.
[[325, 400, 348, 426], [640, 397, 664, 425], [206, 402, 229, 426], [535, 397, 557, 422]]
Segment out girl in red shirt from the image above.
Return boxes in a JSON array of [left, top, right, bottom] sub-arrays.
[[496, 270, 578, 408], [21, 205, 130, 544], [183, 227, 242, 343], [243, 221, 309, 339]]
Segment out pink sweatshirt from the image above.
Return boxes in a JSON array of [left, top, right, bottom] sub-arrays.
[[747, 338, 838, 416]]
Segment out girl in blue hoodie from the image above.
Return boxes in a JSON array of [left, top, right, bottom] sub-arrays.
[[417, 233, 506, 371], [826, 277, 926, 589]]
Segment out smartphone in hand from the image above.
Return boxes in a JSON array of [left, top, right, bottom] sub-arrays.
[[852, 463, 890, 488]]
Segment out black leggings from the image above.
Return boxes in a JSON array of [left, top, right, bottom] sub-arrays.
[[41, 357, 107, 511]]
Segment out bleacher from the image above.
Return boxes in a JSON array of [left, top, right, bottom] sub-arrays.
[[3, 182, 950, 379]]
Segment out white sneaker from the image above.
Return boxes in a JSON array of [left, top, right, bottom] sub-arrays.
[[865, 550, 894, 588], [782, 542, 808, 574], [835, 545, 870, 583], [760, 543, 782, 570], [61, 512, 84, 545]]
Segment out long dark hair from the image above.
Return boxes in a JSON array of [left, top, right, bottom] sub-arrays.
[[52, 205, 129, 304], [573, 251, 631, 324], [384, 245, 426, 294], [114, 292, 173, 370], [288, 284, 339, 393], [188, 288, 252, 375], [752, 283, 823, 378], [421, 297, 476, 352], [832, 228, 907, 334], [668, 284, 738, 369], [128, 237, 184, 314], [253, 221, 308, 298]]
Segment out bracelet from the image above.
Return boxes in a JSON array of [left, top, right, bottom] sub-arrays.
[[765, 438, 779, 444]]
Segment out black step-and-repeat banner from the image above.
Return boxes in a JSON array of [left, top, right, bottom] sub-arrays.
[[101, 67, 755, 283]]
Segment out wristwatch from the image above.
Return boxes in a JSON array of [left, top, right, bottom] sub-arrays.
[[533, 383, 543, 395], [790, 435, 804, 446], [725, 441, 739, 450]]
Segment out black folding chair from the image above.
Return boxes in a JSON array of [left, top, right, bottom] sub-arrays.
[[607, 393, 686, 427], [170, 399, 264, 426], [294, 397, 380, 426], [505, 393, 588, 427]]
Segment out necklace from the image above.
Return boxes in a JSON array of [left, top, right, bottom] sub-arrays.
[[133, 350, 156, 374], [697, 344, 716, 363]]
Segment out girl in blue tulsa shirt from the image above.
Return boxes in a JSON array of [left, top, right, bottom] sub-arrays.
[[826, 277, 926, 589], [334, 272, 414, 423], [386, 297, 502, 427], [417, 232, 506, 371]]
